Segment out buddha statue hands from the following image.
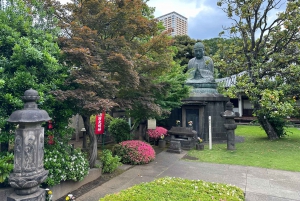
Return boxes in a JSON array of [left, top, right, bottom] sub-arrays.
[[186, 42, 215, 84]]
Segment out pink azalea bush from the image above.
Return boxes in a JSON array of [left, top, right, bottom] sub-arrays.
[[147, 126, 168, 139], [113, 140, 155, 165]]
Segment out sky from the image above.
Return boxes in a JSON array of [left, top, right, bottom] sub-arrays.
[[147, 0, 230, 40], [59, 0, 287, 40]]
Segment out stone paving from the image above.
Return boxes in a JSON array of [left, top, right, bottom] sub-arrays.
[[76, 150, 300, 201]]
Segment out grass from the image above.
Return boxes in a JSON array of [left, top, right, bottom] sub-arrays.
[[187, 125, 300, 172], [100, 177, 244, 201]]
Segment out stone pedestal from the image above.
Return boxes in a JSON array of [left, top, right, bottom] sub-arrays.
[[225, 125, 237, 150], [158, 140, 166, 149], [195, 144, 204, 150], [167, 141, 182, 153], [182, 95, 229, 142], [7, 188, 45, 201]]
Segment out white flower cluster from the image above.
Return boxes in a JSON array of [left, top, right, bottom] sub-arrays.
[[44, 145, 89, 186]]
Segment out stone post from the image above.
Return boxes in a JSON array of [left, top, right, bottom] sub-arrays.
[[7, 89, 51, 201], [220, 101, 239, 150]]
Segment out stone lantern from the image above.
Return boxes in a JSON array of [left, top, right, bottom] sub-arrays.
[[220, 101, 239, 150], [7, 89, 51, 201]]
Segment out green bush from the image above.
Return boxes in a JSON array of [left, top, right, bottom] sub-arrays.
[[104, 114, 113, 131], [100, 149, 121, 173], [0, 152, 14, 186], [100, 177, 244, 201], [44, 143, 89, 186], [108, 118, 131, 143]]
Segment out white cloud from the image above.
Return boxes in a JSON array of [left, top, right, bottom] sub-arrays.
[[148, 0, 212, 19]]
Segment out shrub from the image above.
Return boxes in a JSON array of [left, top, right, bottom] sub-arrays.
[[0, 152, 14, 186], [100, 177, 244, 201], [100, 149, 122, 173], [113, 140, 155, 165], [147, 126, 168, 140], [44, 143, 89, 186], [108, 118, 131, 143]]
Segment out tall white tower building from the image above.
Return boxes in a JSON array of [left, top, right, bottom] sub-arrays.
[[157, 11, 188, 36]]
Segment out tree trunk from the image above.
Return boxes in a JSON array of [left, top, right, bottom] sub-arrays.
[[257, 115, 279, 140], [82, 115, 97, 168]]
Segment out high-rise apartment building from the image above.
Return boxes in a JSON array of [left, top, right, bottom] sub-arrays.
[[157, 11, 188, 36]]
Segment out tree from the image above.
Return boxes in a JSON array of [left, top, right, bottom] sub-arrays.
[[217, 0, 300, 140], [52, 0, 189, 167], [207, 37, 247, 78], [172, 35, 197, 70], [0, 0, 71, 151]]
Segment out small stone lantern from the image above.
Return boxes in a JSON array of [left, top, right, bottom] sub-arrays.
[[7, 89, 51, 201], [220, 101, 239, 150]]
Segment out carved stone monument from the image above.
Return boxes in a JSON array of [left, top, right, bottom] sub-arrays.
[[180, 42, 229, 142], [167, 127, 197, 151], [7, 89, 50, 201], [220, 101, 239, 150]]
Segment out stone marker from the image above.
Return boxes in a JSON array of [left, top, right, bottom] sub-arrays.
[[220, 101, 239, 150], [7, 89, 51, 201]]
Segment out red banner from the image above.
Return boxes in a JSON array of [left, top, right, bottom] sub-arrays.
[[95, 110, 105, 135]]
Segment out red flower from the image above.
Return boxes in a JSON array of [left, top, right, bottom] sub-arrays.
[[147, 127, 168, 139]]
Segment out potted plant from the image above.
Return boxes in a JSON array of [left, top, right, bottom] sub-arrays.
[[195, 137, 204, 150]]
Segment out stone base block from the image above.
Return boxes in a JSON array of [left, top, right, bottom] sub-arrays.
[[167, 140, 182, 154], [7, 188, 45, 201], [196, 144, 204, 150], [158, 140, 166, 149]]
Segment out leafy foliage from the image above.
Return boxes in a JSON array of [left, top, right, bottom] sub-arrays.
[[113, 140, 155, 165], [108, 118, 131, 143], [100, 149, 121, 173], [172, 35, 198, 70], [52, 0, 189, 142], [0, 0, 71, 150], [217, 0, 300, 139], [100, 177, 244, 201], [0, 152, 13, 185], [44, 143, 89, 186]]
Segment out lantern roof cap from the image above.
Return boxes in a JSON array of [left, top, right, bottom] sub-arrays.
[[7, 89, 51, 123]]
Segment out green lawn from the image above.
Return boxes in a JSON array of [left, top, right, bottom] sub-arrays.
[[187, 125, 300, 172]]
